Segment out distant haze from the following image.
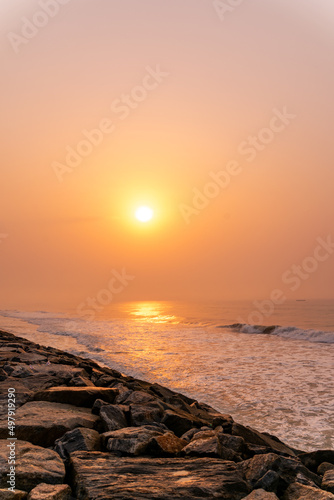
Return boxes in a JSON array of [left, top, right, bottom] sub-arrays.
[[1, 0, 334, 310]]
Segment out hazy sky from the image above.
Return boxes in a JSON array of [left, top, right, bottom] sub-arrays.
[[1, 0, 334, 310]]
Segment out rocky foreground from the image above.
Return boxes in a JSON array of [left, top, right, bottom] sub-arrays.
[[0, 330, 333, 499]]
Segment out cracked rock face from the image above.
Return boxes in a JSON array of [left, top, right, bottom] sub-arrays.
[[69, 452, 249, 500], [27, 483, 72, 500], [322, 469, 334, 494], [282, 482, 334, 499], [0, 440, 65, 492], [0, 401, 99, 447]]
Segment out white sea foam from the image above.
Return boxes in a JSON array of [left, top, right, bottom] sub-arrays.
[[0, 307, 333, 452], [222, 323, 334, 344]]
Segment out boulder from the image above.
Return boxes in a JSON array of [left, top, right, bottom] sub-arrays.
[[0, 401, 98, 447], [91, 398, 110, 414], [67, 375, 94, 387], [253, 470, 280, 492], [181, 428, 206, 442], [54, 428, 101, 460], [240, 453, 278, 489], [92, 373, 118, 387], [192, 401, 234, 430], [27, 483, 72, 499], [99, 404, 128, 431], [232, 423, 296, 457], [212, 413, 234, 432], [30, 387, 118, 407], [116, 390, 156, 405], [149, 383, 196, 408], [240, 452, 321, 492], [129, 402, 164, 426], [147, 432, 187, 456], [69, 452, 249, 499], [282, 482, 334, 499], [182, 435, 220, 458], [0, 489, 28, 499], [299, 450, 334, 473], [161, 409, 206, 437], [104, 425, 165, 455], [190, 430, 216, 440], [242, 489, 279, 499], [247, 444, 275, 456], [322, 470, 334, 494], [217, 432, 247, 456], [319, 463, 334, 476], [0, 440, 65, 492]]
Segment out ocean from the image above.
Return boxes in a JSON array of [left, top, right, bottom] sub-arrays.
[[0, 300, 333, 452]]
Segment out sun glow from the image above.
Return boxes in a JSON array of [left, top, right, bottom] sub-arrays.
[[135, 206, 154, 223]]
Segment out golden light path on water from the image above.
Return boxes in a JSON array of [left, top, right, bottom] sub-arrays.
[[121, 302, 181, 325], [0, 302, 333, 451]]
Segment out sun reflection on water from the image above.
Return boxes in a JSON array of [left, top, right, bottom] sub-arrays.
[[123, 302, 181, 324]]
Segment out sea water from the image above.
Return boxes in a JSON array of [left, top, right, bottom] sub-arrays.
[[0, 300, 333, 452]]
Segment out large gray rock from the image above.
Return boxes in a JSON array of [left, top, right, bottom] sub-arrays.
[[104, 425, 165, 455], [182, 435, 221, 458], [30, 386, 118, 407], [116, 390, 156, 405], [54, 428, 101, 460], [27, 483, 72, 499], [0, 401, 98, 447], [69, 452, 249, 499], [99, 404, 128, 431], [319, 463, 334, 476], [232, 423, 296, 457], [67, 375, 94, 387], [147, 432, 187, 456], [181, 427, 206, 442], [299, 451, 334, 473], [282, 482, 334, 499], [0, 440, 65, 492], [322, 470, 334, 494], [129, 402, 164, 426], [217, 432, 247, 455], [161, 409, 207, 437], [240, 452, 321, 492], [182, 430, 245, 462]]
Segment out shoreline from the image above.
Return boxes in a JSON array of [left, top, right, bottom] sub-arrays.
[[0, 329, 333, 499], [2, 311, 332, 453]]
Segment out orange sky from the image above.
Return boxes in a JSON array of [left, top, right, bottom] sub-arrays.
[[1, 0, 334, 310]]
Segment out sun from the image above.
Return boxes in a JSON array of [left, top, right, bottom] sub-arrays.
[[135, 206, 154, 223]]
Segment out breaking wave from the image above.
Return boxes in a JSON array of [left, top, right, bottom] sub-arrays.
[[219, 323, 334, 344]]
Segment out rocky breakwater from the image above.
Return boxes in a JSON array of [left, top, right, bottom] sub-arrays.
[[0, 329, 333, 500]]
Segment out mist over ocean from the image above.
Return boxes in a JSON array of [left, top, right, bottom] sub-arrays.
[[1, 299, 333, 452]]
